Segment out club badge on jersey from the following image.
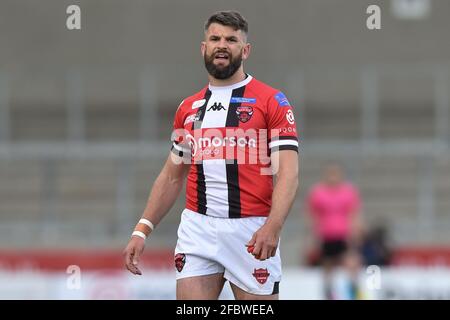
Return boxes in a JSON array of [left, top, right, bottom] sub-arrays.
[[236, 106, 254, 123]]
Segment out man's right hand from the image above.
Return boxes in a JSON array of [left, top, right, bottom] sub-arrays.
[[123, 236, 145, 275]]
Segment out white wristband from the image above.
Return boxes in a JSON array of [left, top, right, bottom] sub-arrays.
[[139, 218, 154, 231], [132, 231, 147, 240]]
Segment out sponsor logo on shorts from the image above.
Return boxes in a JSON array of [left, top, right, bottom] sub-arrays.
[[175, 253, 186, 272], [252, 268, 270, 284]]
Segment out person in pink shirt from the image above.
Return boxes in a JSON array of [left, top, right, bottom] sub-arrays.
[[306, 163, 363, 299]]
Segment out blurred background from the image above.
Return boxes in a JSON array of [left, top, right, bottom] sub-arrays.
[[1, 0, 450, 299]]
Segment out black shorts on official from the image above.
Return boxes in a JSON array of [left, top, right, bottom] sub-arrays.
[[321, 239, 348, 260]]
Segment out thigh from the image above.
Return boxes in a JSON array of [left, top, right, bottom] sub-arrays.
[[177, 273, 226, 300], [230, 282, 279, 300], [175, 211, 225, 280], [217, 217, 282, 296]]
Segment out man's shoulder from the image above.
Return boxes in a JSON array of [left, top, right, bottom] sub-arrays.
[[247, 77, 294, 110], [247, 77, 280, 99], [177, 86, 209, 113]]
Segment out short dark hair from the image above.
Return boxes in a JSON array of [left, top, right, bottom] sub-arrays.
[[204, 11, 248, 36]]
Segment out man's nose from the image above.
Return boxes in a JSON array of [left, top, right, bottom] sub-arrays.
[[217, 38, 228, 49]]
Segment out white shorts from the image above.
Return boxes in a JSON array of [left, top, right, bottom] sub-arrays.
[[174, 209, 282, 295]]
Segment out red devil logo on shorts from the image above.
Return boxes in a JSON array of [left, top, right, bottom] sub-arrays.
[[252, 268, 270, 284], [236, 106, 254, 123], [175, 253, 186, 272]]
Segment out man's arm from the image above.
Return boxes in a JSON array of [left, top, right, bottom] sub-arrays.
[[140, 153, 190, 227], [247, 150, 299, 260], [123, 152, 190, 275]]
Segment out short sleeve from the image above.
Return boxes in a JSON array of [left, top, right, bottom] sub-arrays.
[[170, 100, 191, 158], [267, 91, 299, 153]]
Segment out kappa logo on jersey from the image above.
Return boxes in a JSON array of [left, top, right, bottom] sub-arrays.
[[174, 253, 186, 272], [252, 268, 270, 284], [274, 92, 290, 107], [208, 102, 226, 111], [192, 99, 206, 109], [236, 106, 254, 123]]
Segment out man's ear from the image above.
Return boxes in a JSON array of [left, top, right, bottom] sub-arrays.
[[200, 41, 206, 57], [242, 43, 251, 61]]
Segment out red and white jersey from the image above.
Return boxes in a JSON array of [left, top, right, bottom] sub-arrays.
[[171, 75, 299, 218]]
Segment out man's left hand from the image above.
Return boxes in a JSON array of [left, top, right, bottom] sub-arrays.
[[246, 222, 281, 261]]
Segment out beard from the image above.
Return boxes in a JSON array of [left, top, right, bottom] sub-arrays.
[[204, 50, 243, 80]]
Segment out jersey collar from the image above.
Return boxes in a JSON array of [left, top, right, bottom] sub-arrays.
[[208, 74, 253, 91]]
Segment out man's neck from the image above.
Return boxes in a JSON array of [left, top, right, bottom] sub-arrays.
[[208, 68, 247, 87]]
